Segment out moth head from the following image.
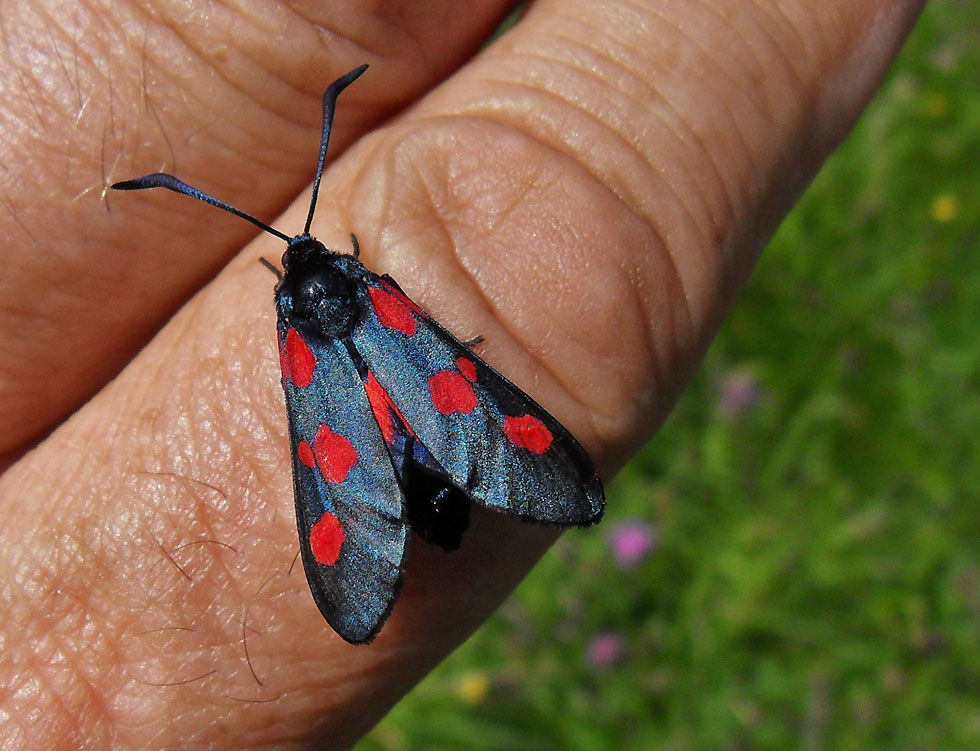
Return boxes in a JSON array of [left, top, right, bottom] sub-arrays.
[[277, 236, 358, 339]]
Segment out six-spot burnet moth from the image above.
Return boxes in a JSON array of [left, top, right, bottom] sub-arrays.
[[112, 65, 606, 644]]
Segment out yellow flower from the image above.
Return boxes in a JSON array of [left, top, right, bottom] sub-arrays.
[[457, 671, 490, 704], [930, 193, 959, 223]]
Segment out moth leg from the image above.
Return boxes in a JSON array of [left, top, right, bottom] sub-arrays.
[[258, 257, 283, 281], [461, 335, 484, 348], [350, 233, 360, 258]]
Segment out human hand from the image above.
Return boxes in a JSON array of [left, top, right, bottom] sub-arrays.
[[0, 0, 923, 747]]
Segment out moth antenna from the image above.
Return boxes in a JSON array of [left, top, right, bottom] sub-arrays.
[[111, 173, 291, 243], [350, 233, 360, 258], [304, 64, 369, 236]]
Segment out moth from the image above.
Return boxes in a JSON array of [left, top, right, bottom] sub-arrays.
[[113, 65, 605, 643]]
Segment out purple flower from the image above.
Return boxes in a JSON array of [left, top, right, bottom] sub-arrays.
[[718, 369, 762, 418], [586, 632, 626, 668], [608, 521, 659, 570]]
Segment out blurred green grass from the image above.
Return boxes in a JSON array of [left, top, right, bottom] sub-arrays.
[[360, 3, 980, 749]]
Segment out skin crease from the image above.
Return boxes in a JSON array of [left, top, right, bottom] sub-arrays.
[[0, 0, 924, 748]]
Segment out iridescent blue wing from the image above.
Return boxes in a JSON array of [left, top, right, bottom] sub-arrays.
[[349, 275, 604, 526], [278, 322, 408, 643]]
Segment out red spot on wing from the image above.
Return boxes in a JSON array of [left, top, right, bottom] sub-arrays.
[[284, 327, 316, 388], [363, 371, 413, 442], [309, 512, 345, 566], [363, 373, 394, 442], [380, 279, 426, 317], [313, 424, 357, 483], [297, 440, 315, 468], [429, 370, 478, 415], [504, 414, 553, 454], [369, 286, 417, 336], [456, 357, 477, 382], [278, 333, 288, 382]]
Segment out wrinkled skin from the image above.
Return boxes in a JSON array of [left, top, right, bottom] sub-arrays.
[[0, 0, 923, 748]]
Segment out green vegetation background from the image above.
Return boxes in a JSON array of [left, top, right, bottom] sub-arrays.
[[361, 3, 980, 748]]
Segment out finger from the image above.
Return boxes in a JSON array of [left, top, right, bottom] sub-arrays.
[[0, 0, 519, 460], [0, 0, 923, 748], [325, 0, 928, 461]]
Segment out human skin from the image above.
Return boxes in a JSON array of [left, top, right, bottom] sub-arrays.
[[0, 0, 924, 748]]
